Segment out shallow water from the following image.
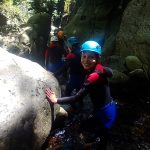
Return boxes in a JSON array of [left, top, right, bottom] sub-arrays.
[[45, 100, 150, 150]]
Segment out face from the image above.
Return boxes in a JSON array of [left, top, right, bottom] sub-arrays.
[[81, 51, 98, 71]]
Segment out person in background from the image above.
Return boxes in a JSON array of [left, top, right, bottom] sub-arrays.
[[45, 40, 117, 149], [44, 35, 64, 75], [57, 29, 68, 56], [54, 36, 85, 100], [65, 36, 86, 96]]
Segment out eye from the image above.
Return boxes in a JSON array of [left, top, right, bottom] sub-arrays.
[[81, 54, 87, 59], [88, 56, 95, 60]]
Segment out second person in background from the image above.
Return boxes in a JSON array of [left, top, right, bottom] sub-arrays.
[[44, 35, 64, 75], [54, 36, 86, 101], [65, 36, 86, 97]]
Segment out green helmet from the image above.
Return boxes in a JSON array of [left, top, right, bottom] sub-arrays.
[[80, 41, 102, 55]]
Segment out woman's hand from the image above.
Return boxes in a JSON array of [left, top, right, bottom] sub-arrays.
[[45, 88, 57, 104]]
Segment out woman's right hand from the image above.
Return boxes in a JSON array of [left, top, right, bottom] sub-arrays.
[[45, 88, 58, 104]]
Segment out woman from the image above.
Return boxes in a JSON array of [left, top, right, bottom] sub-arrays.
[[45, 41, 117, 149]]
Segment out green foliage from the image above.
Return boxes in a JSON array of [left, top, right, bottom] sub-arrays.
[[29, 0, 55, 14], [0, 3, 30, 24], [0, 0, 13, 4], [28, 0, 69, 27], [0, 0, 82, 28], [52, 0, 65, 26], [57, 0, 65, 15], [3, 0, 28, 5], [13, 0, 25, 5]]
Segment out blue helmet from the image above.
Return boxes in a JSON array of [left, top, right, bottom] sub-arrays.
[[67, 36, 79, 46], [80, 41, 102, 55]]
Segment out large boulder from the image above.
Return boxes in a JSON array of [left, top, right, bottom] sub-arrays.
[[0, 48, 61, 150]]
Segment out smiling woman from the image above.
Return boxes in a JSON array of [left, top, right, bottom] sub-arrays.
[[45, 40, 117, 149], [80, 41, 101, 71], [81, 51, 98, 70]]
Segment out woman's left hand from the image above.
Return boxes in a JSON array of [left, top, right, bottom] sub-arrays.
[[45, 88, 57, 104]]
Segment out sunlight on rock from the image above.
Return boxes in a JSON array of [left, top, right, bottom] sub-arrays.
[[0, 47, 60, 149]]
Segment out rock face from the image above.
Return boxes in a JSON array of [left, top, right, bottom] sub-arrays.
[[27, 13, 51, 66], [0, 48, 61, 150], [0, 13, 7, 26], [64, 0, 116, 42], [116, 0, 150, 77], [64, 0, 130, 54]]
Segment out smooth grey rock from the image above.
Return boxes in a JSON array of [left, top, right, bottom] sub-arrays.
[[0, 48, 61, 150]]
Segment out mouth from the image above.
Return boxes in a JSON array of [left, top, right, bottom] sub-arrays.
[[83, 63, 89, 66], [82, 64, 91, 69]]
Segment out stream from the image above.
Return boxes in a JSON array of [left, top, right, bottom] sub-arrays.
[[43, 99, 150, 150]]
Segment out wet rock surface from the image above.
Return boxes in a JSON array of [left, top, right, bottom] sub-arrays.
[[0, 49, 61, 150], [44, 100, 150, 150]]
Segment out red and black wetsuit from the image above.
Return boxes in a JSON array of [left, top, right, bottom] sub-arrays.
[[45, 44, 63, 63], [57, 64, 112, 108], [56, 63, 117, 130]]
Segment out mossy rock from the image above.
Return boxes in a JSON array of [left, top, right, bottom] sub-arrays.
[[27, 13, 50, 38], [125, 56, 142, 72], [109, 69, 129, 84], [28, 13, 50, 25]]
